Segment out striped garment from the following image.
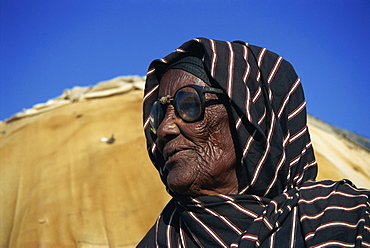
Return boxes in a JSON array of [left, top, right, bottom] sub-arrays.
[[139, 38, 370, 247]]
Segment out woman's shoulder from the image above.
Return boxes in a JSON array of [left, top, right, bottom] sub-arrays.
[[298, 179, 370, 207], [296, 180, 370, 246], [298, 179, 370, 227], [299, 179, 370, 200]]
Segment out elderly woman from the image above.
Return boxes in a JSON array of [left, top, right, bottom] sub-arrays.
[[138, 38, 370, 247]]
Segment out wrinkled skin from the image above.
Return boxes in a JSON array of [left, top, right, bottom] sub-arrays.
[[156, 69, 238, 196]]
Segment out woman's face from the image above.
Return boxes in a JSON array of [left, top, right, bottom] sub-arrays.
[[155, 69, 238, 196]]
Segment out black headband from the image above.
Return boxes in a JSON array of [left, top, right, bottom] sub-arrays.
[[163, 56, 210, 85]]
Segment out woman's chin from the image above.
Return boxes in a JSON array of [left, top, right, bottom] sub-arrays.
[[167, 172, 197, 196]]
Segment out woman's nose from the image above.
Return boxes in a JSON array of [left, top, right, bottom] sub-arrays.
[[156, 107, 180, 141]]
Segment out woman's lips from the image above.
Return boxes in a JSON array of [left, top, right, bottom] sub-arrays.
[[164, 149, 182, 161], [162, 144, 189, 161], [161, 140, 193, 168], [163, 149, 189, 169]]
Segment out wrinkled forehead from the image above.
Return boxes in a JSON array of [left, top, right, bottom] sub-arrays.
[[158, 69, 208, 97]]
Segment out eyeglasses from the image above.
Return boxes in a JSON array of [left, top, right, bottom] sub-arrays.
[[149, 84, 224, 134]]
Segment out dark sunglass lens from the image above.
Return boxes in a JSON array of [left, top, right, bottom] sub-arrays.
[[149, 101, 163, 134], [175, 87, 202, 122]]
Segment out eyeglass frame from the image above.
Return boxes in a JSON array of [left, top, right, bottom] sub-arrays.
[[149, 84, 224, 134]]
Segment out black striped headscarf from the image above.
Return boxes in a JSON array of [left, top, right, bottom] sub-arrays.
[[139, 38, 370, 247]]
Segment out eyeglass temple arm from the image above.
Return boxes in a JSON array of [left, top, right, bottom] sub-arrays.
[[204, 87, 224, 94]]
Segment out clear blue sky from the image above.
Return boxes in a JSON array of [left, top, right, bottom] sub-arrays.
[[1, 1, 369, 138]]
